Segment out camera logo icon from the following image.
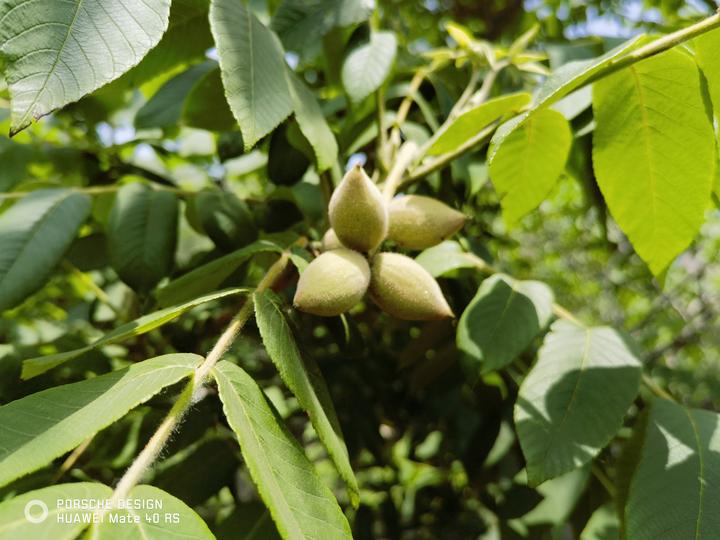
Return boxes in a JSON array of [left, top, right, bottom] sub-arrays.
[[24, 499, 49, 524]]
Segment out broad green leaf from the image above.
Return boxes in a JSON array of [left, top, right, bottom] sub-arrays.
[[581, 504, 619, 540], [427, 93, 532, 156], [0, 189, 91, 312], [0, 0, 171, 134], [0, 353, 201, 488], [156, 239, 284, 307], [135, 62, 215, 129], [183, 67, 236, 132], [515, 320, 641, 485], [22, 288, 248, 379], [210, 0, 293, 149], [592, 49, 716, 274], [489, 36, 642, 151], [87, 485, 215, 539], [107, 183, 179, 292], [254, 290, 359, 505], [0, 138, 35, 191], [695, 28, 720, 117], [341, 31, 397, 104], [415, 241, 483, 277], [288, 73, 338, 172], [212, 361, 352, 540], [215, 503, 280, 540], [457, 274, 554, 373], [0, 482, 111, 540], [271, 0, 372, 57], [624, 399, 720, 540], [488, 108, 571, 225]]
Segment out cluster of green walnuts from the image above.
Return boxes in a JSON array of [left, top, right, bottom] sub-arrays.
[[293, 165, 467, 321]]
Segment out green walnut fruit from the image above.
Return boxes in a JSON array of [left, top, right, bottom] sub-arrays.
[[329, 164, 388, 252], [294, 248, 370, 316], [387, 195, 467, 249], [369, 252, 453, 320], [321, 228, 342, 251]]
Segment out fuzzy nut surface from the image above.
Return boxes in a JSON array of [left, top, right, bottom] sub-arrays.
[[321, 228, 342, 251], [369, 252, 453, 320], [329, 164, 388, 252], [293, 248, 370, 316], [387, 195, 467, 249]]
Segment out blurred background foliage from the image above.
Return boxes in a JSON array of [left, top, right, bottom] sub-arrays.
[[0, 0, 718, 538]]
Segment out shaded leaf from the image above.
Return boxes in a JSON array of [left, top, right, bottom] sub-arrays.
[[695, 28, 720, 117], [183, 67, 236, 132], [212, 360, 352, 539], [624, 399, 720, 540], [254, 290, 359, 505], [515, 320, 641, 485], [415, 240, 482, 277], [0, 189, 91, 312], [0, 0, 171, 133], [0, 354, 201, 488], [22, 288, 248, 379], [156, 239, 284, 307], [341, 31, 397, 104], [457, 274, 554, 373], [135, 62, 215, 130], [107, 183, 179, 292], [592, 49, 716, 274], [194, 189, 257, 251]]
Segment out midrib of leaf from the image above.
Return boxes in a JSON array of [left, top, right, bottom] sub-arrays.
[[629, 66, 658, 249], [1, 192, 75, 281], [246, 512, 271, 540], [684, 407, 706, 540], [16, 0, 84, 131], [540, 326, 591, 467], [485, 280, 519, 343], [214, 368, 303, 537]]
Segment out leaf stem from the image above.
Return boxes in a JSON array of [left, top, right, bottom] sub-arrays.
[[107, 252, 290, 503]]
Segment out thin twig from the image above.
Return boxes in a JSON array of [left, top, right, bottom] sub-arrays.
[[381, 141, 420, 200], [52, 436, 94, 483]]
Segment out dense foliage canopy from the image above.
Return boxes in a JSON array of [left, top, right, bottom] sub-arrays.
[[0, 0, 719, 539]]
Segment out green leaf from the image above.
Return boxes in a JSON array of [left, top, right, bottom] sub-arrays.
[[489, 36, 642, 154], [135, 62, 215, 130], [22, 288, 248, 379], [107, 183, 179, 292], [341, 31, 398, 104], [215, 503, 279, 540], [288, 73, 338, 172], [210, 0, 293, 149], [0, 0, 171, 134], [695, 28, 720, 117], [194, 189, 258, 252], [271, 0, 372, 57], [0, 482, 111, 540], [624, 399, 720, 540], [156, 239, 284, 307], [592, 49, 716, 274], [254, 290, 359, 506], [0, 353, 201, 488], [581, 504, 619, 540], [488, 108, 571, 225], [415, 241, 483, 277], [212, 360, 352, 540], [0, 189, 91, 312], [457, 274, 554, 373], [515, 320, 641, 485], [119, 0, 213, 87], [183, 67, 236, 132], [427, 93, 532, 156], [88, 485, 215, 539]]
